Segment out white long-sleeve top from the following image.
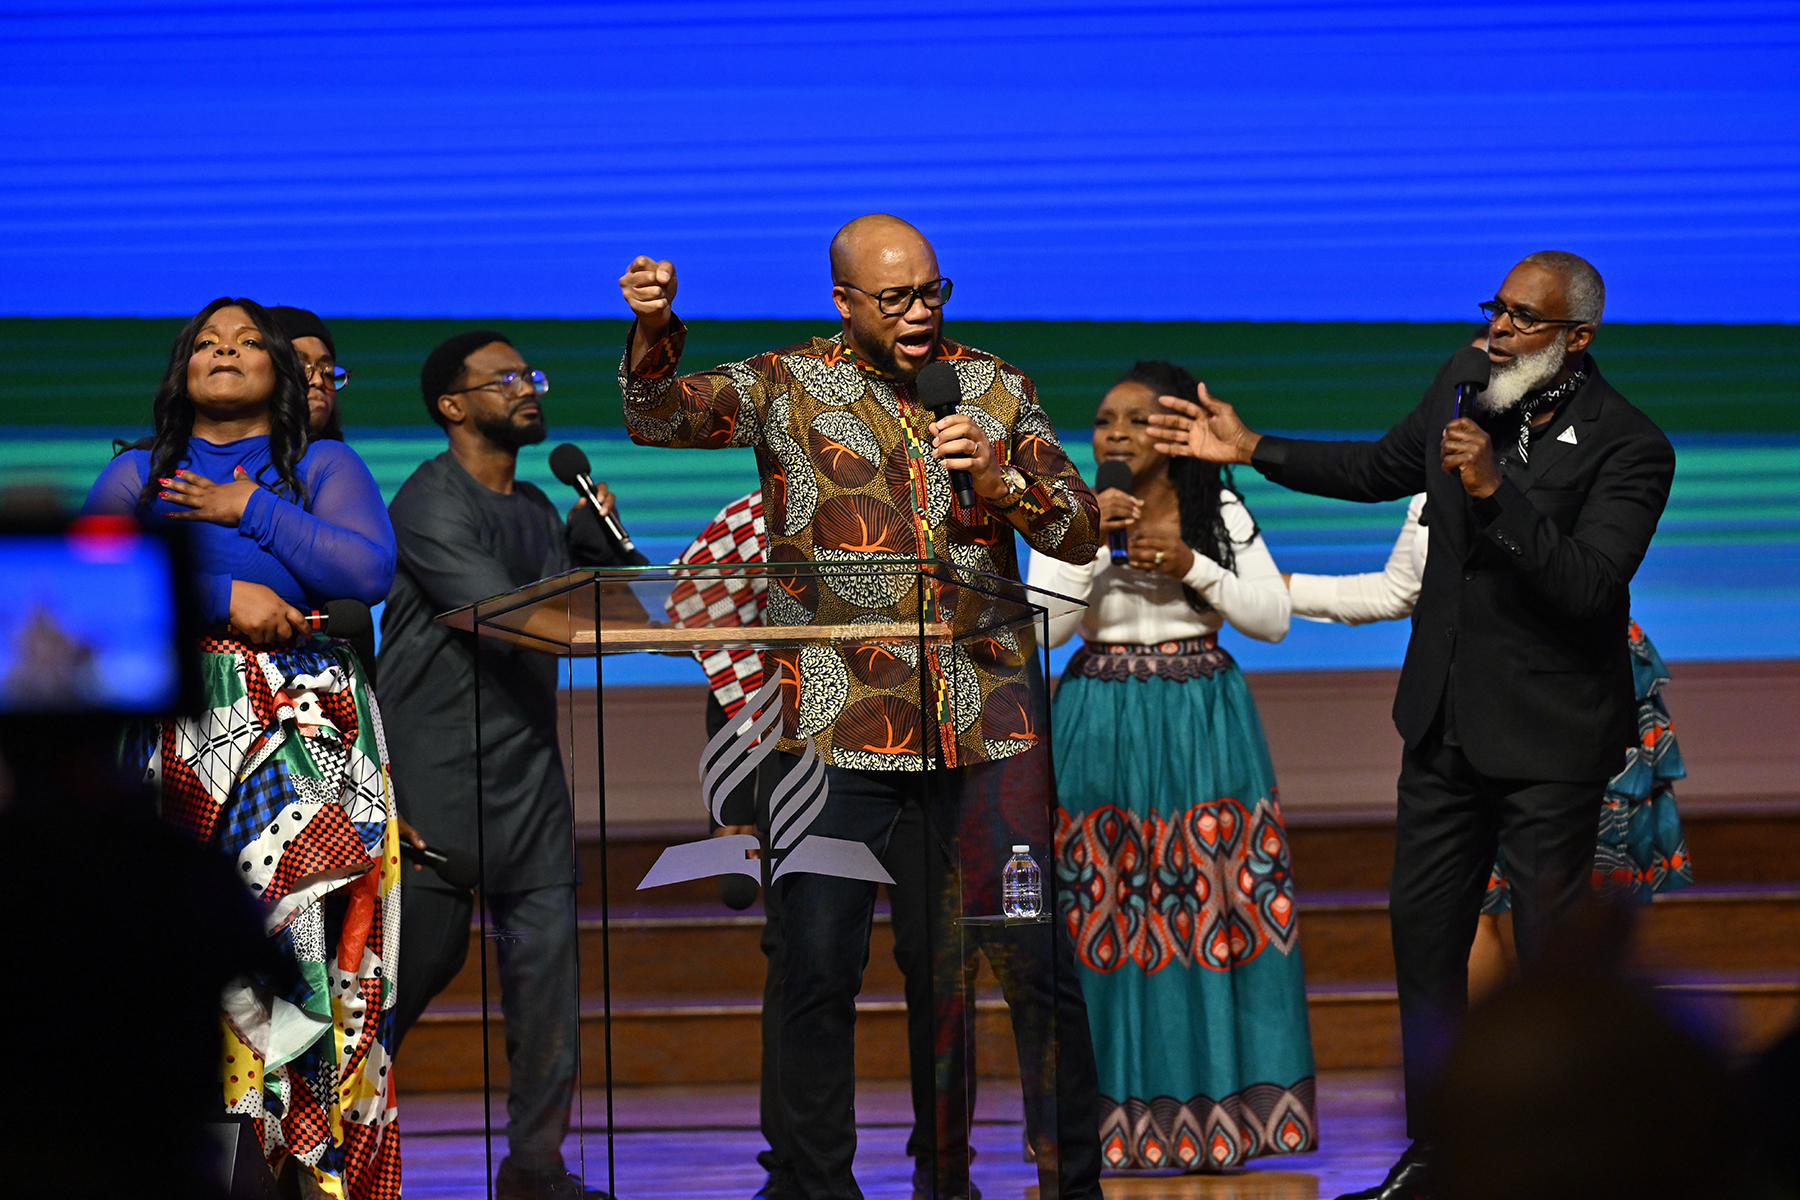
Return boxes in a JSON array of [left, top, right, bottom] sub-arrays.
[[1287, 492, 1427, 625], [1027, 489, 1290, 649]]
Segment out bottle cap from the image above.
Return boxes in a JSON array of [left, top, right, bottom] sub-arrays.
[[1012, 844, 1030, 853]]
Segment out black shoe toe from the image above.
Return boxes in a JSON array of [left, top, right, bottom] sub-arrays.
[[1334, 1147, 1433, 1200]]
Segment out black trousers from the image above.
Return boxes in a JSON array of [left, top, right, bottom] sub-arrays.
[[704, 696, 942, 1189], [757, 803, 941, 1184], [391, 882, 581, 1170], [1391, 729, 1605, 1135], [774, 750, 1102, 1200]]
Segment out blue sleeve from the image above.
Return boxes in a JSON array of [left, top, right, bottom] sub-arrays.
[[82, 452, 147, 516], [236, 444, 397, 605], [84, 451, 233, 623]]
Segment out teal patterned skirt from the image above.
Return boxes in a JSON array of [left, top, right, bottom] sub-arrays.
[[1051, 637, 1317, 1172], [1484, 621, 1693, 912]]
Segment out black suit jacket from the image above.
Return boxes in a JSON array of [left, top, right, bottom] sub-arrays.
[[1253, 353, 1675, 782]]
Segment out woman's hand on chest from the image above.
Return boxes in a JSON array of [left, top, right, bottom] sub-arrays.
[[1124, 512, 1195, 580], [159, 465, 260, 527]]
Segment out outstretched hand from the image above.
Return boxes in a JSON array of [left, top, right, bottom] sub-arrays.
[[1147, 384, 1261, 464]]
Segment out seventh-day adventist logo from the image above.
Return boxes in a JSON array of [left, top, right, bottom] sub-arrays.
[[636, 672, 894, 891]]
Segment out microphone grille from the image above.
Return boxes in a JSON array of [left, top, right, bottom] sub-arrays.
[[432, 845, 483, 891], [915, 360, 961, 413], [1448, 344, 1493, 390], [1094, 460, 1134, 493], [719, 874, 760, 911], [548, 442, 590, 486], [324, 599, 372, 639]]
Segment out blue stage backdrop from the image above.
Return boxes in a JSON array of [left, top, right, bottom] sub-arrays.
[[3, 2, 1796, 321]]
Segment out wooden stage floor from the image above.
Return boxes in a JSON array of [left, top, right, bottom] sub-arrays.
[[395, 1071, 1410, 1200]]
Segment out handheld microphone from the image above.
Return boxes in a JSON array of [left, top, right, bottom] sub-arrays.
[[720, 873, 760, 911], [1093, 461, 1134, 566], [916, 361, 977, 509], [301, 599, 372, 638], [399, 840, 482, 891], [548, 443, 640, 556], [1448, 345, 1492, 420]]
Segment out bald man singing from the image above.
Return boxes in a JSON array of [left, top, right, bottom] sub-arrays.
[[618, 217, 1104, 1200]]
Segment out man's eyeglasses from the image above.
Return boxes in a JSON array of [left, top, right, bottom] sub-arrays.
[[303, 362, 352, 389], [1480, 301, 1587, 335], [451, 368, 549, 397], [838, 278, 954, 317]]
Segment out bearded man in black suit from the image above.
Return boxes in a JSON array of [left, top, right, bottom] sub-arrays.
[[1149, 251, 1675, 1200]]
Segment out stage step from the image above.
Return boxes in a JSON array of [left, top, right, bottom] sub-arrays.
[[395, 971, 1800, 1092], [434, 908, 993, 1004], [400, 885, 1800, 1091], [428, 882, 1800, 1006], [401, 991, 1023, 1092], [579, 799, 1800, 908], [400, 795, 1800, 1092]]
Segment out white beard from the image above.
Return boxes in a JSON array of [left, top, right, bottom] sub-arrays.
[[1475, 340, 1567, 414]]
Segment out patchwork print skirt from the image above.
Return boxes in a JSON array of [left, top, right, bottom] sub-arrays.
[[133, 634, 402, 1199], [1052, 638, 1317, 1172], [1484, 621, 1694, 913]]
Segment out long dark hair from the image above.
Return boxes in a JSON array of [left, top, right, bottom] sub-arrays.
[[136, 297, 311, 508], [1116, 360, 1250, 612]]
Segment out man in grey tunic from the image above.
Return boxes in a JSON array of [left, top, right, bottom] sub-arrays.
[[381, 330, 634, 1200]]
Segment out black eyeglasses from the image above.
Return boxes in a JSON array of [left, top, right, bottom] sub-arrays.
[[303, 361, 352, 389], [838, 278, 953, 317], [1480, 300, 1586, 335], [451, 368, 549, 397]]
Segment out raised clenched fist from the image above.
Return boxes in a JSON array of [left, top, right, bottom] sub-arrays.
[[619, 255, 678, 334]]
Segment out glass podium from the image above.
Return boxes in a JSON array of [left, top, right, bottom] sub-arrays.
[[437, 559, 1087, 1200]]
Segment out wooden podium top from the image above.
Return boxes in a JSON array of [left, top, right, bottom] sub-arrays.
[[570, 622, 953, 647], [436, 562, 1081, 655]]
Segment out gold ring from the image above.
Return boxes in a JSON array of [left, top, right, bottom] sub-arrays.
[[1154, 550, 1165, 565]]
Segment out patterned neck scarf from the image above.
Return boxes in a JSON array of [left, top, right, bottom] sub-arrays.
[[1510, 367, 1587, 464]]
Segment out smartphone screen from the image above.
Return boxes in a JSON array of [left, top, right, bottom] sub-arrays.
[[0, 516, 182, 713]]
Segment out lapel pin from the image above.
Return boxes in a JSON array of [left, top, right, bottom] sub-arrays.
[[1557, 426, 1579, 445]]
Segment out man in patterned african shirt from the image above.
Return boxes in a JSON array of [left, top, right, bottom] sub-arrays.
[[618, 215, 1104, 1200]]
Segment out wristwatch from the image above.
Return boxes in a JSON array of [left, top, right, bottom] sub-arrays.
[[987, 465, 1031, 510]]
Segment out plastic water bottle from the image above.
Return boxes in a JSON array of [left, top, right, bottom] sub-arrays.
[[1002, 845, 1042, 918]]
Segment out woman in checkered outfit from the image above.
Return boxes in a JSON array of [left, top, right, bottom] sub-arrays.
[[84, 297, 403, 1199]]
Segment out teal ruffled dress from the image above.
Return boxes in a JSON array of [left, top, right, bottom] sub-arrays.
[[1052, 637, 1317, 1172]]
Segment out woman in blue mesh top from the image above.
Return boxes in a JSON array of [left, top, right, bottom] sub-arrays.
[[84, 298, 404, 1199]]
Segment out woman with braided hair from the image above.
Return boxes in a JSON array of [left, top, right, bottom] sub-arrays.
[[1029, 360, 1317, 1173], [84, 298, 403, 1198]]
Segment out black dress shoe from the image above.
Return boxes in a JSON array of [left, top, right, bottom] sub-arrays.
[[1334, 1145, 1434, 1200], [496, 1156, 614, 1200], [755, 1167, 805, 1200]]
